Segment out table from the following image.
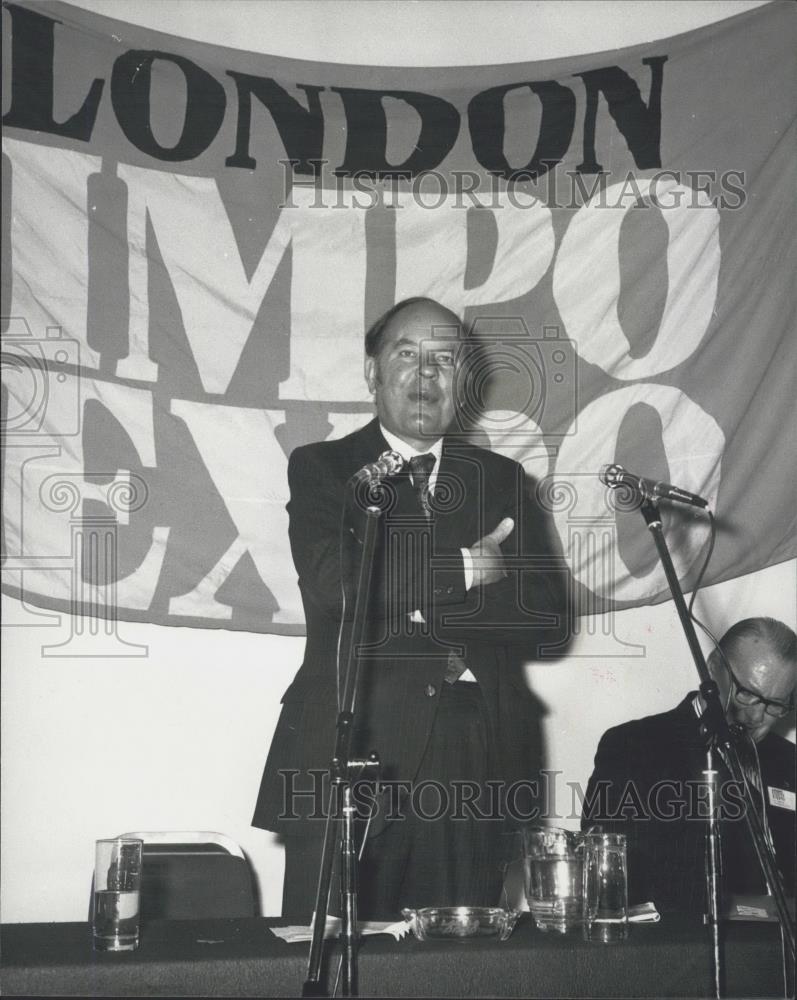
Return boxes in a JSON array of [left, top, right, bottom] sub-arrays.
[[1, 914, 788, 997]]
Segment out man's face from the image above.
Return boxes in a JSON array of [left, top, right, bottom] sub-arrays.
[[364, 303, 461, 449], [712, 636, 796, 743]]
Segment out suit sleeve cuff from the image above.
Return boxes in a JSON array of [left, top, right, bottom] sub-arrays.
[[460, 547, 474, 591], [431, 548, 469, 606]]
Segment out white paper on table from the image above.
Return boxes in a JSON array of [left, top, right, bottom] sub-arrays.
[[628, 902, 661, 923], [270, 916, 411, 944]]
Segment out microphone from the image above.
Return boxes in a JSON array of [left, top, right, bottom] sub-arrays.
[[599, 463, 709, 509], [347, 450, 405, 487]]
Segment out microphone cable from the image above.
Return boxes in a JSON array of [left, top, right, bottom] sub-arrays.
[[685, 511, 734, 682], [336, 495, 348, 713]]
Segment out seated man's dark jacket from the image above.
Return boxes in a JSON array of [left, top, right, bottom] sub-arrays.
[[253, 417, 570, 838], [581, 694, 796, 912]]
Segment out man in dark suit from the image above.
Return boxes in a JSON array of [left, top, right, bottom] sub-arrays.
[[252, 297, 570, 921], [581, 618, 796, 913]]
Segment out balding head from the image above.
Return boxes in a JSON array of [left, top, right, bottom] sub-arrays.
[[365, 298, 462, 359], [708, 618, 797, 742]]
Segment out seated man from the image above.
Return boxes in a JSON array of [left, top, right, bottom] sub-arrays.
[[581, 617, 796, 913]]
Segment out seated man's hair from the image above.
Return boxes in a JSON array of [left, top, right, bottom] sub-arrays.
[[719, 617, 797, 663]]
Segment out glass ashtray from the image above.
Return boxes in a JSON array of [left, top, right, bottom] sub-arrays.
[[401, 906, 519, 941]]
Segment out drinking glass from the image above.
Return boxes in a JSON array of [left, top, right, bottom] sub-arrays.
[[582, 832, 628, 943], [92, 838, 143, 951]]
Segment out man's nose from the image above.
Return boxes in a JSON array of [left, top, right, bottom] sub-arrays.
[[745, 702, 767, 725], [418, 355, 439, 378]]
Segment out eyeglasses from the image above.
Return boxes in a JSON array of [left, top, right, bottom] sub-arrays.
[[726, 665, 794, 719]]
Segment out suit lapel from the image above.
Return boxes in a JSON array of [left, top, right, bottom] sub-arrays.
[[344, 417, 389, 478], [345, 418, 419, 521], [432, 437, 481, 549]]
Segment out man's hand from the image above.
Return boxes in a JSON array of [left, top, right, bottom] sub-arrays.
[[469, 517, 514, 589]]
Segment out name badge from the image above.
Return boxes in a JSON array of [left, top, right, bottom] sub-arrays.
[[767, 786, 796, 811]]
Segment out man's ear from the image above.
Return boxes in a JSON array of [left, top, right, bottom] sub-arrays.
[[364, 355, 376, 394], [706, 648, 731, 705], [706, 649, 721, 682]]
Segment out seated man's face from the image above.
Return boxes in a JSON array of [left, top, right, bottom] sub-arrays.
[[365, 302, 461, 448], [716, 636, 796, 743]]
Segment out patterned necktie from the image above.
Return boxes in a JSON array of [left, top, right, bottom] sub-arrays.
[[408, 453, 436, 518]]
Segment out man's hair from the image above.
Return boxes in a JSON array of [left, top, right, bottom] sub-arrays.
[[364, 297, 462, 358], [718, 617, 797, 664]]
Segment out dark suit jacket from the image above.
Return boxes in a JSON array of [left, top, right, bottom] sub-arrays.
[[581, 695, 796, 912], [253, 418, 570, 837]]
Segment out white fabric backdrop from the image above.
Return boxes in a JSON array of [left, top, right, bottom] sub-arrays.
[[1, 0, 791, 923]]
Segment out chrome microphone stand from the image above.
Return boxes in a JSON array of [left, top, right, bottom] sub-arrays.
[[636, 497, 795, 999], [303, 481, 387, 998]]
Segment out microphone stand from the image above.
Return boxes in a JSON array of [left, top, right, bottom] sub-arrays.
[[638, 498, 795, 999], [303, 494, 383, 998]]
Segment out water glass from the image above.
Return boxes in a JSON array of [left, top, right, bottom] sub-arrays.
[[582, 832, 628, 943], [523, 827, 584, 933], [92, 838, 143, 951]]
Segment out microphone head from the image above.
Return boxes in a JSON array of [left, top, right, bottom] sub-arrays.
[[380, 450, 404, 476], [347, 450, 406, 489], [599, 463, 624, 487]]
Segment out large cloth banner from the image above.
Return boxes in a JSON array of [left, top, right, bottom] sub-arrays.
[[2, 0, 795, 635]]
